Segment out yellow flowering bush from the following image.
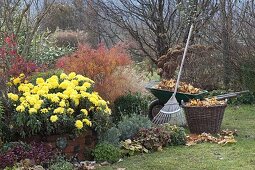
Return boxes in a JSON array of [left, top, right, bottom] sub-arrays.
[[7, 72, 111, 137]]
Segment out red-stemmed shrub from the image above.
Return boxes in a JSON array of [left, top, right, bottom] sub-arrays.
[[0, 34, 41, 78], [56, 43, 136, 102]]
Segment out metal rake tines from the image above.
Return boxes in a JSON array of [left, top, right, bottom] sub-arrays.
[[160, 107, 181, 114], [152, 112, 172, 125]]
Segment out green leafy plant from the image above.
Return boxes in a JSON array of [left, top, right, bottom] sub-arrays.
[[93, 143, 121, 163], [117, 114, 152, 140], [121, 139, 148, 156], [134, 127, 171, 151], [92, 111, 113, 141], [49, 160, 74, 170], [100, 126, 121, 147], [162, 124, 186, 146], [113, 92, 151, 122], [229, 92, 255, 105], [26, 30, 74, 66]]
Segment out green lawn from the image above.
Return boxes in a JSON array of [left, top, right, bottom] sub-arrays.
[[100, 105, 255, 170]]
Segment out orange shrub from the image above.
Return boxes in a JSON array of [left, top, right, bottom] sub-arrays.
[[56, 43, 134, 102]]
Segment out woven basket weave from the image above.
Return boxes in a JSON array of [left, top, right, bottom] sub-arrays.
[[183, 104, 227, 134]]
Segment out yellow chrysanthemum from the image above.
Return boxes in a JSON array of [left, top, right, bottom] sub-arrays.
[[59, 80, 70, 89], [16, 105, 25, 112], [13, 77, 21, 85], [75, 75, 86, 81], [23, 92, 31, 96], [21, 101, 30, 108], [36, 78, 45, 85], [60, 73, 68, 79], [98, 100, 107, 106], [89, 97, 99, 106], [19, 73, 25, 78], [82, 82, 91, 88], [50, 115, 58, 122], [37, 90, 47, 96], [83, 118, 92, 127], [19, 97, 25, 102], [63, 88, 77, 97], [53, 107, 65, 114], [34, 103, 41, 110], [75, 120, 83, 129], [40, 108, 48, 113], [59, 100, 66, 107], [73, 98, 80, 106], [71, 80, 79, 86], [47, 80, 59, 89], [51, 95, 60, 103], [57, 93, 69, 99], [81, 91, 90, 98], [104, 107, 111, 114], [31, 86, 39, 94], [67, 108, 74, 114], [18, 84, 30, 93], [7, 93, 18, 101], [29, 108, 37, 114], [68, 72, 76, 80], [7, 93, 19, 101], [49, 75, 59, 81], [26, 96, 37, 105], [89, 106, 95, 111], [81, 109, 88, 116]]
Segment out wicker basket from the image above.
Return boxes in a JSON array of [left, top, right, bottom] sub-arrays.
[[183, 104, 227, 134]]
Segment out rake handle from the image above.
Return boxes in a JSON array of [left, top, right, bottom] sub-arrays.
[[216, 90, 249, 100], [173, 24, 194, 96]]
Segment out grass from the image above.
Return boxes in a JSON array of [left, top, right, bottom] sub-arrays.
[[100, 105, 255, 170]]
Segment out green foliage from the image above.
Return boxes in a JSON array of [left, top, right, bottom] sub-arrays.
[[133, 127, 171, 151], [113, 92, 151, 123], [121, 139, 148, 156], [32, 45, 74, 66], [229, 92, 255, 105], [162, 124, 186, 146], [91, 112, 113, 141], [100, 126, 121, 147], [26, 31, 74, 65], [49, 160, 74, 170], [117, 114, 152, 140], [93, 143, 121, 163]]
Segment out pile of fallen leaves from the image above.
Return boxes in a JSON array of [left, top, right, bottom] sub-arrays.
[[156, 79, 200, 94], [186, 98, 226, 107], [186, 129, 237, 146]]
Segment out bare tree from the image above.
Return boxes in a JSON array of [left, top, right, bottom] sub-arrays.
[[0, 0, 56, 57], [91, 0, 218, 63]]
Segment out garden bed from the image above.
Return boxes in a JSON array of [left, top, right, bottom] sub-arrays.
[[22, 130, 97, 160]]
